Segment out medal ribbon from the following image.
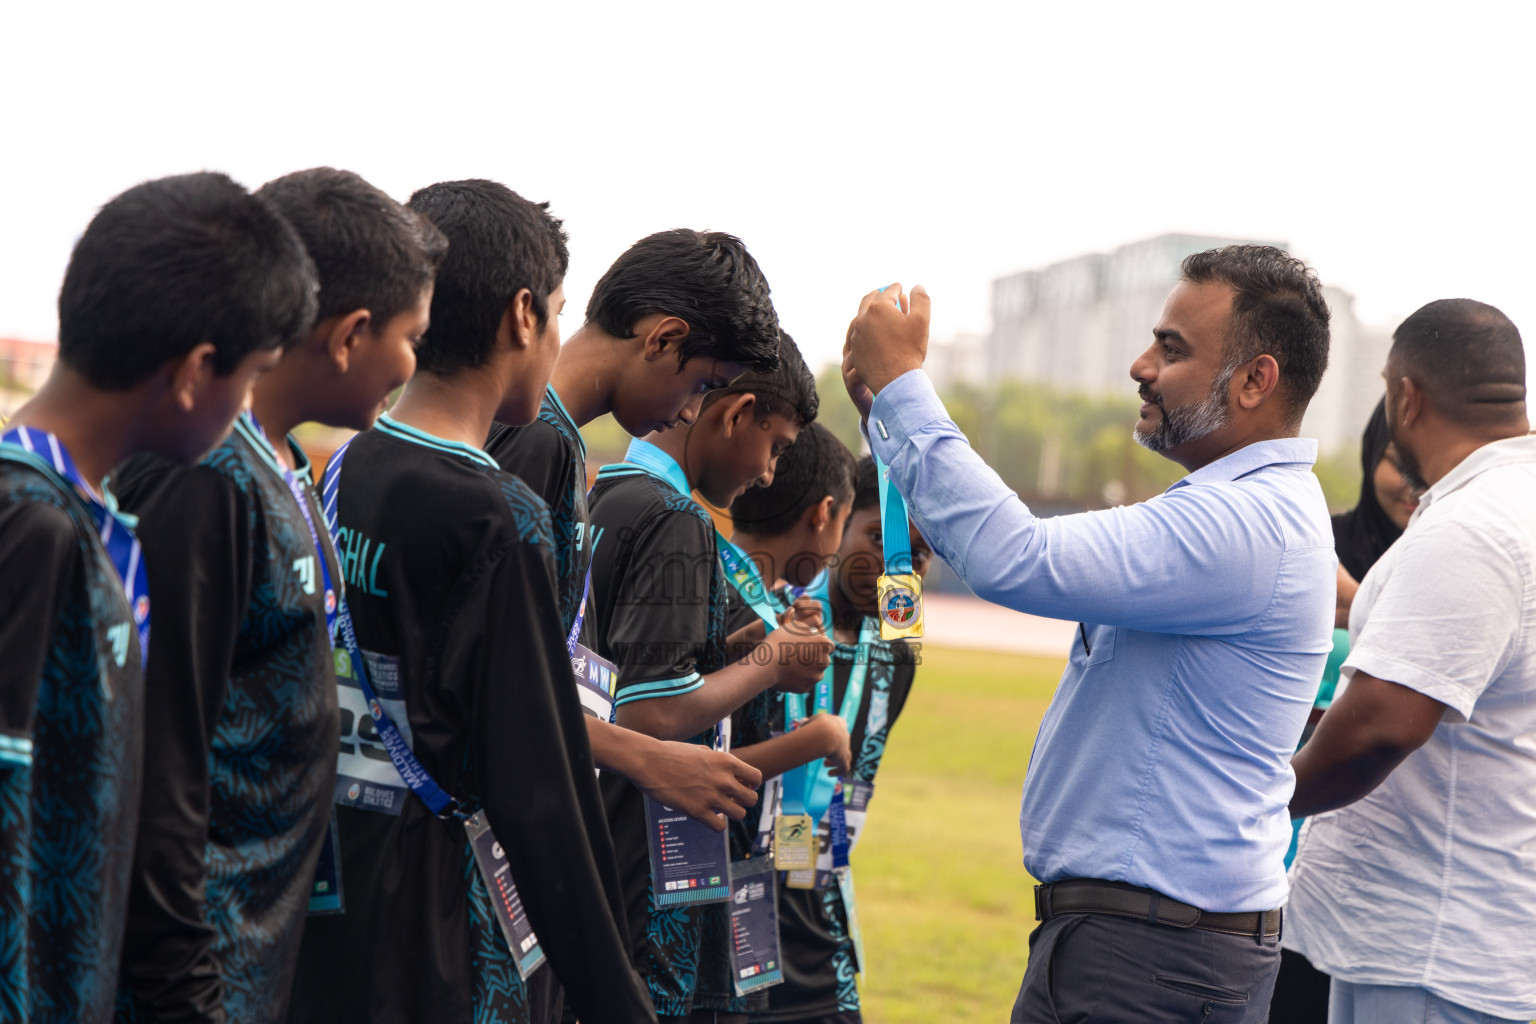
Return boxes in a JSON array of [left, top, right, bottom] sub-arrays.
[[780, 572, 878, 822], [320, 438, 460, 819], [875, 454, 913, 575], [1, 425, 150, 667]]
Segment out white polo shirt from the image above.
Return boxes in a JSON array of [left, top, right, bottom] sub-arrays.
[[1286, 433, 1536, 1020]]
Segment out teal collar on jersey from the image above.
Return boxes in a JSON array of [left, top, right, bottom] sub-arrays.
[[619, 437, 691, 497], [376, 413, 499, 470], [234, 412, 315, 484], [544, 384, 586, 461]]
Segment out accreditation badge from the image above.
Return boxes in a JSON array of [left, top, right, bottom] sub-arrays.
[[465, 811, 547, 979], [876, 572, 924, 641], [773, 813, 818, 878]]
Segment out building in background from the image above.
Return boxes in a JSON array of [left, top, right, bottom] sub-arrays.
[[985, 234, 1390, 452]]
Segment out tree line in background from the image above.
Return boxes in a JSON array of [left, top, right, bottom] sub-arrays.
[[580, 366, 1363, 515]]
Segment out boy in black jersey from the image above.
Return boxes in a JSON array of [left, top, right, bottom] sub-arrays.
[[288, 179, 655, 1024], [588, 331, 846, 1024], [486, 228, 788, 831], [0, 173, 317, 1024], [746, 456, 933, 1024], [112, 168, 445, 1023]]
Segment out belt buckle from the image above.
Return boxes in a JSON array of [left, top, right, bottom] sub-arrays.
[[1033, 883, 1050, 922]]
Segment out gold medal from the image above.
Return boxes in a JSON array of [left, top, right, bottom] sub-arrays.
[[876, 572, 924, 641], [773, 813, 817, 873]]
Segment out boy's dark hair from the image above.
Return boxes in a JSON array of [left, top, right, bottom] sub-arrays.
[[1180, 245, 1331, 419], [57, 172, 318, 390], [852, 455, 879, 513], [257, 167, 447, 327], [585, 228, 780, 372], [406, 180, 568, 376], [700, 329, 815, 425], [730, 422, 857, 537]]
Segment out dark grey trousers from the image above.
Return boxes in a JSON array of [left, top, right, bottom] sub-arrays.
[[1010, 912, 1281, 1023]]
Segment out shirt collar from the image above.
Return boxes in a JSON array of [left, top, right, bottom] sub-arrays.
[[544, 384, 587, 461], [1413, 433, 1536, 516], [624, 437, 691, 497], [1168, 437, 1318, 491]]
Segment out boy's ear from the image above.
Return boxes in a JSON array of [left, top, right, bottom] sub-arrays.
[[167, 342, 220, 412], [806, 495, 835, 534], [500, 288, 538, 351], [641, 316, 691, 361], [324, 309, 372, 374], [718, 393, 756, 437]]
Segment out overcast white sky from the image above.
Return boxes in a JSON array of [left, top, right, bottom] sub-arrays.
[[3, 0, 1533, 396]]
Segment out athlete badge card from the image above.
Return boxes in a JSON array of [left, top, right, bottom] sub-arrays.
[[569, 641, 617, 724], [728, 857, 784, 996], [646, 795, 733, 908], [332, 648, 414, 815], [465, 810, 547, 980]]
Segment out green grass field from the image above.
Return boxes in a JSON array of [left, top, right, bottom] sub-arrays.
[[854, 645, 1066, 1023]]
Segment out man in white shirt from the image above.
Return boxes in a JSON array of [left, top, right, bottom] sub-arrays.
[[1287, 298, 1535, 1024]]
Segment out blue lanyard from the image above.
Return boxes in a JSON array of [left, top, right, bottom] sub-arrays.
[[715, 533, 786, 630], [1, 426, 150, 668], [245, 413, 338, 644], [780, 573, 877, 821], [566, 566, 592, 657], [320, 436, 460, 818], [875, 454, 913, 575]]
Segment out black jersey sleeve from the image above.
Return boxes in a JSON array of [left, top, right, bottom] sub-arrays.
[[455, 537, 655, 1024], [112, 458, 254, 1021], [605, 510, 716, 706], [0, 498, 77, 744]]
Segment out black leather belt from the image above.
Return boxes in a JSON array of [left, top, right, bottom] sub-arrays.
[[1034, 879, 1281, 939]]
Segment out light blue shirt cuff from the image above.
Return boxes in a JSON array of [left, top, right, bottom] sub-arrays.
[[868, 369, 947, 465]]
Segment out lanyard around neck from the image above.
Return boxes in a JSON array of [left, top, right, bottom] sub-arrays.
[[319, 435, 460, 819], [1, 425, 150, 668], [780, 572, 879, 821], [715, 533, 786, 631], [245, 413, 338, 645]]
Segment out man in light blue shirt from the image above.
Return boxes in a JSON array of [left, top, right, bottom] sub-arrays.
[[843, 246, 1337, 1023]]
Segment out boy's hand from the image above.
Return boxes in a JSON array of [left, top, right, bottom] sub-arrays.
[[778, 596, 825, 635], [633, 741, 763, 832], [769, 625, 833, 694], [802, 713, 853, 776]]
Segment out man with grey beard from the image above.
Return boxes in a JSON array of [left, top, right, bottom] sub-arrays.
[[839, 246, 1336, 1023]]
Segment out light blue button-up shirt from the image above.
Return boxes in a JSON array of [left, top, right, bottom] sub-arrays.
[[869, 370, 1336, 912]]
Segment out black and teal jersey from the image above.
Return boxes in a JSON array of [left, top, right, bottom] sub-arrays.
[[0, 455, 145, 1024], [586, 441, 731, 1018], [111, 413, 342, 1023], [485, 385, 594, 637], [286, 414, 650, 1024], [752, 630, 917, 1023]]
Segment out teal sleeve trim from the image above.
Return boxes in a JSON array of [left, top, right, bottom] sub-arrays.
[[613, 672, 704, 706]]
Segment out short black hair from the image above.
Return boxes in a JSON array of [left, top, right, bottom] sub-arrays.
[[406, 179, 568, 375], [1181, 245, 1331, 418], [586, 228, 780, 372], [851, 455, 881, 514], [257, 167, 447, 327], [730, 422, 857, 536], [700, 328, 815, 425], [1390, 298, 1526, 420], [57, 172, 318, 390]]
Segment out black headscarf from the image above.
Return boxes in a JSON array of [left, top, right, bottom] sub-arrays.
[[1331, 397, 1403, 581]]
